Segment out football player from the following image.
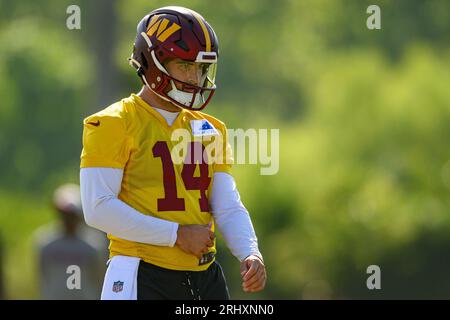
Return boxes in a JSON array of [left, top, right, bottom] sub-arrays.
[[80, 6, 266, 300]]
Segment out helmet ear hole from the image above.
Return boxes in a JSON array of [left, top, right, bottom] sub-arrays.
[[140, 53, 148, 69]]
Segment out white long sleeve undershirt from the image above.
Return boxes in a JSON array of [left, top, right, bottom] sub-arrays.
[[80, 168, 262, 262]]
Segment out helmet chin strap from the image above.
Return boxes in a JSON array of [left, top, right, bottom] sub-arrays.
[[167, 80, 204, 108], [141, 73, 173, 103]]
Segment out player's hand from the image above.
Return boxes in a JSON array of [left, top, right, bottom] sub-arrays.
[[175, 223, 215, 259], [240, 255, 266, 293]]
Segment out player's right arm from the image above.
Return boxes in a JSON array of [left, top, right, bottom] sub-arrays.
[[80, 167, 214, 256]]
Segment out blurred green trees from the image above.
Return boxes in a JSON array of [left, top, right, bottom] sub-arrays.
[[0, 0, 449, 299]]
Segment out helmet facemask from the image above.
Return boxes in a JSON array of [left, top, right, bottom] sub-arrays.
[[164, 59, 217, 110]]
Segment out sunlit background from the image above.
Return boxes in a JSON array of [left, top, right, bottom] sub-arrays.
[[0, 0, 449, 299]]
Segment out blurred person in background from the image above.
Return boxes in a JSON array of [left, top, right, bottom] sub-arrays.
[[34, 183, 108, 299]]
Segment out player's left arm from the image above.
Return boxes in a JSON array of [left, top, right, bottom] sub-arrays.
[[209, 172, 267, 293]]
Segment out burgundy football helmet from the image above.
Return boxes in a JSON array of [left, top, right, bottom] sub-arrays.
[[129, 6, 219, 111]]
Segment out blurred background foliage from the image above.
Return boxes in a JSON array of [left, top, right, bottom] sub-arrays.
[[0, 0, 449, 299]]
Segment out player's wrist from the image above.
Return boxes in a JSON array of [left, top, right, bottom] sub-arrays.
[[243, 253, 264, 264], [170, 222, 180, 247], [175, 224, 185, 247]]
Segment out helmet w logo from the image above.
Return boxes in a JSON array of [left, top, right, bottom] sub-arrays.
[[147, 15, 181, 42]]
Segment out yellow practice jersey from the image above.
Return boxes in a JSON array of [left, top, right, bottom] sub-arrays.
[[80, 94, 233, 271]]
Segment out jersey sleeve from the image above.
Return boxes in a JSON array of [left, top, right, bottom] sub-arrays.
[[213, 122, 234, 174], [80, 114, 131, 169]]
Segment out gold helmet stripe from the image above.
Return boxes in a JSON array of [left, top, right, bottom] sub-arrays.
[[188, 10, 211, 52]]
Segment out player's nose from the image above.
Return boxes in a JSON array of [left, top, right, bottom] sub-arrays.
[[187, 66, 202, 86]]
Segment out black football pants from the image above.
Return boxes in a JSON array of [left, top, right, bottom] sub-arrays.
[[137, 260, 230, 300]]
